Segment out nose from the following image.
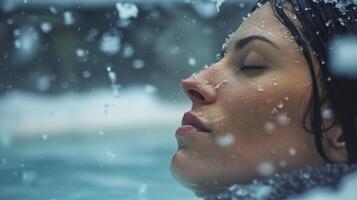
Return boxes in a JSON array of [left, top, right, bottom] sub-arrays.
[[180, 74, 217, 105]]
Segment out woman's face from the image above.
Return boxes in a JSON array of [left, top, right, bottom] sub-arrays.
[[170, 2, 326, 196]]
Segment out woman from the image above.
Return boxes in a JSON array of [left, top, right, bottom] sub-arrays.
[[170, 0, 357, 199]]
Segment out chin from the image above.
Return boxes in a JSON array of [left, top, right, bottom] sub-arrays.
[[170, 150, 229, 197]]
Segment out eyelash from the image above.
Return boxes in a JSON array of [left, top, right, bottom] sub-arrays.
[[239, 65, 266, 70], [216, 50, 266, 72]]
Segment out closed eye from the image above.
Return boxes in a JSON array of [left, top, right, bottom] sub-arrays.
[[239, 65, 266, 70], [238, 65, 266, 76]]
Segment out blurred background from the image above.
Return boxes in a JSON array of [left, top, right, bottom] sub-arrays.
[[0, 0, 252, 199]]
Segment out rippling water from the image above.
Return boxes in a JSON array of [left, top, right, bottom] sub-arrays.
[[0, 125, 198, 200]]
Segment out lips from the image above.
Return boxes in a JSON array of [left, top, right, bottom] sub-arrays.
[[181, 112, 211, 132]]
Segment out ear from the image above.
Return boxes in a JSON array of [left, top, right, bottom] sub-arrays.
[[321, 113, 348, 163]]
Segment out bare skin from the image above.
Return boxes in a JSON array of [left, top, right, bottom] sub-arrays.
[[170, 2, 347, 197]]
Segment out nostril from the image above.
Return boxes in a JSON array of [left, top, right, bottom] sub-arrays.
[[189, 89, 205, 102]]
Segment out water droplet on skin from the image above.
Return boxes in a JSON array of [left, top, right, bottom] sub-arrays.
[[277, 113, 291, 125], [257, 85, 264, 92], [191, 73, 198, 79], [279, 160, 287, 168], [271, 107, 279, 114], [257, 162, 275, 177], [277, 102, 284, 109], [214, 80, 228, 89], [264, 121, 275, 134], [215, 133, 235, 147], [284, 96, 289, 101], [288, 148, 296, 156]]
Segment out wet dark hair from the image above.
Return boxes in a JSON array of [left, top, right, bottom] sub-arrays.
[[252, 0, 357, 163]]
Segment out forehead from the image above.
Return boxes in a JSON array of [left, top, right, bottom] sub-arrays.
[[228, 2, 298, 52]]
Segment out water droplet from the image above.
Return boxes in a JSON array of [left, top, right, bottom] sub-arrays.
[[40, 22, 52, 33], [108, 72, 117, 82], [41, 134, 48, 140], [322, 108, 333, 119], [49, 6, 58, 14], [144, 84, 157, 94], [63, 11, 75, 25], [116, 3, 139, 20], [264, 121, 275, 134], [122, 44, 134, 58], [99, 29, 121, 56], [257, 85, 264, 92], [271, 107, 279, 114], [214, 80, 228, 89], [133, 59, 145, 69], [106, 150, 116, 161], [329, 37, 357, 76], [277, 102, 284, 109], [277, 114, 290, 125], [325, 20, 333, 27], [215, 133, 235, 147], [288, 148, 296, 156], [76, 48, 87, 58], [82, 70, 91, 78], [22, 171, 37, 185], [191, 73, 199, 79], [257, 162, 275, 177], [188, 57, 196, 66], [236, 188, 248, 196], [279, 160, 287, 168], [138, 184, 148, 196]]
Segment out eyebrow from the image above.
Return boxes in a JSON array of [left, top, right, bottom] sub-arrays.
[[235, 35, 280, 50]]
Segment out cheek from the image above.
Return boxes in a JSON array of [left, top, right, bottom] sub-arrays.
[[221, 72, 312, 136]]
